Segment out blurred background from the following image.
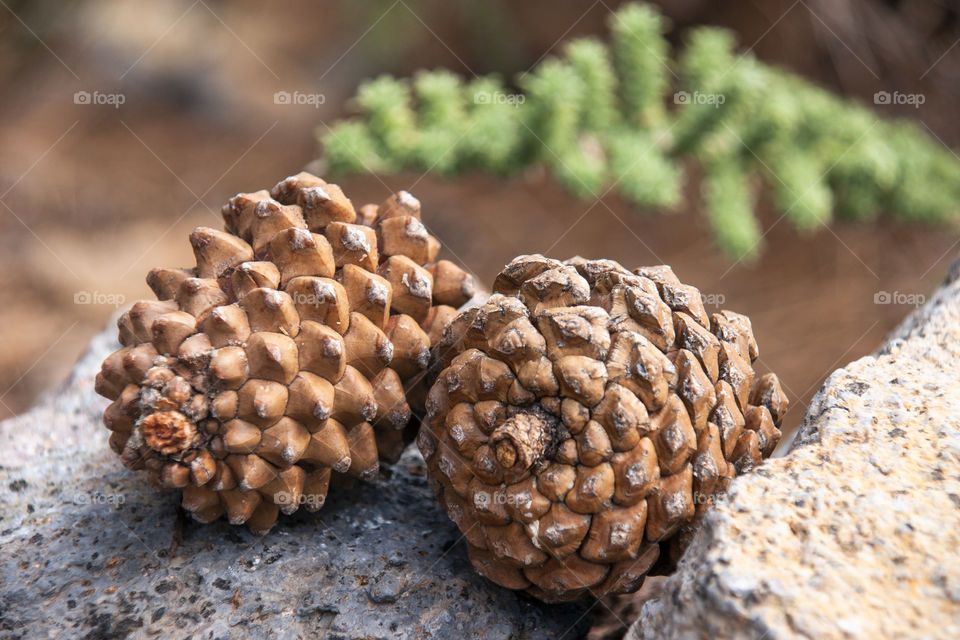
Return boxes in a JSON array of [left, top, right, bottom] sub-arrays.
[[2, 0, 958, 635], [0, 0, 957, 498]]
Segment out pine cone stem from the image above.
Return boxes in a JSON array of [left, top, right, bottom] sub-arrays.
[[491, 412, 554, 472]]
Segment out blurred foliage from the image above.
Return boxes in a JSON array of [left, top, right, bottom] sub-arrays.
[[319, 1, 960, 259]]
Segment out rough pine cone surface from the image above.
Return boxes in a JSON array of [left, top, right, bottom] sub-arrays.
[[418, 255, 787, 602], [95, 173, 475, 533]]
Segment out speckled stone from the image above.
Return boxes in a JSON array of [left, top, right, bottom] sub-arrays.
[[0, 326, 590, 640], [628, 261, 960, 640]]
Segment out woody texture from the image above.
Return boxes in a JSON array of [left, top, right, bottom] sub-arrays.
[[418, 255, 787, 602], [95, 172, 474, 533]]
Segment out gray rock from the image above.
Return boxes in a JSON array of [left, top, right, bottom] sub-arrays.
[[0, 327, 591, 639], [628, 262, 960, 640]]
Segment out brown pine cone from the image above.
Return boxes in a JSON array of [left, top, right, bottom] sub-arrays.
[[418, 255, 787, 602], [95, 173, 475, 534]]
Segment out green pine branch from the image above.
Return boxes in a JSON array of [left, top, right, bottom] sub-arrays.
[[317, 1, 960, 259]]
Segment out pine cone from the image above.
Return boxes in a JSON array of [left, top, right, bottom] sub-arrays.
[[95, 173, 475, 534], [418, 255, 787, 602]]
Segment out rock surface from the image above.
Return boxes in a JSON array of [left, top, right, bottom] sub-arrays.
[[629, 262, 960, 640], [0, 328, 591, 639]]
